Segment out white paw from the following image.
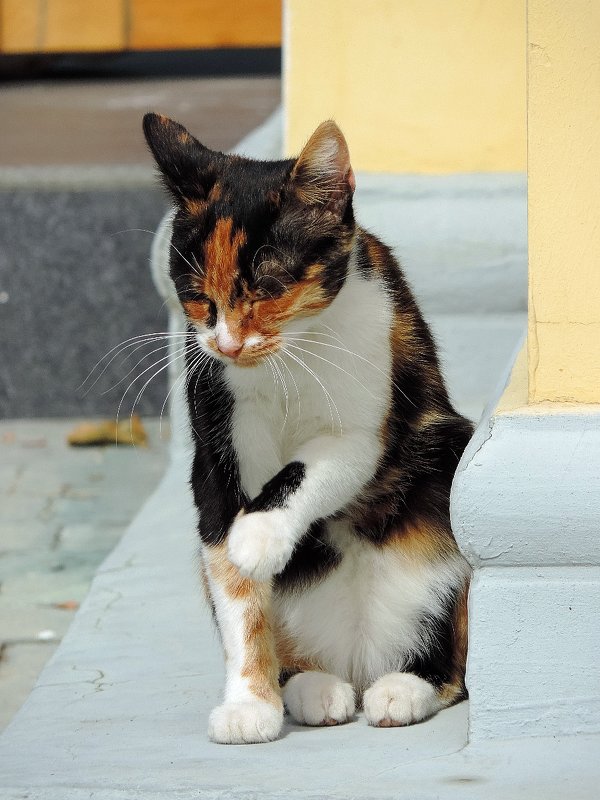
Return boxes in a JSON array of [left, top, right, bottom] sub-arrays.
[[227, 509, 295, 581], [208, 700, 283, 744], [283, 672, 355, 726], [363, 673, 441, 727]]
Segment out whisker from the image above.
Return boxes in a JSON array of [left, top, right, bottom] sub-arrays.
[[126, 348, 188, 441], [163, 345, 209, 437], [114, 344, 188, 434], [275, 353, 301, 434], [79, 331, 188, 394], [282, 347, 343, 436], [268, 354, 289, 431], [101, 340, 182, 396], [284, 340, 377, 400], [286, 336, 415, 408]]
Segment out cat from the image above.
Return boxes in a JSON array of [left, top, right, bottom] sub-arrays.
[[143, 112, 473, 744]]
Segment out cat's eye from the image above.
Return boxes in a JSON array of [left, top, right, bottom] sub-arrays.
[[254, 274, 285, 299], [182, 289, 209, 303]]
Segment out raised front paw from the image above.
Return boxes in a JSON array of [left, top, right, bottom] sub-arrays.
[[208, 700, 284, 744], [227, 508, 295, 581], [363, 673, 441, 727], [283, 671, 355, 726]]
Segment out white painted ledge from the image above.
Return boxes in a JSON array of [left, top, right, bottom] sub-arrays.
[[452, 347, 600, 742]]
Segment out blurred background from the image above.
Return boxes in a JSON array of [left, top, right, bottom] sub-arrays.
[[0, 0, 282, 417]]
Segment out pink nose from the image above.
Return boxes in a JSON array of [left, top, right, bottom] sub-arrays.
[[216, 338, 243, 358]]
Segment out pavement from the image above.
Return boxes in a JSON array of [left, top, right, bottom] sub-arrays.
[[0, 418, 170, 731], [7, 112, 595, 800]]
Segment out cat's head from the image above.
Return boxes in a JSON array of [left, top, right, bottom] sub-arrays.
[[143, 113, 356, 367]]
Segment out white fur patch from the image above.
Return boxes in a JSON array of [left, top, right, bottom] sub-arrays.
[[208, 700, 283, 744], [363, 672, 441, 727], [222, 264, 394, 574], [273, 521, 469, 693], [283, 671, 355, 726], [227, 508, 296, 581]]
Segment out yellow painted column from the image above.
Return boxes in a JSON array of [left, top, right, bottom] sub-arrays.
[[284, 0, 525, 173], [528, 0, 600, 403]]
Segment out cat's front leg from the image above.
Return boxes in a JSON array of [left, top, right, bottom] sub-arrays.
[[227, 507, 297, 581], [229, 431, 380, 580], [203, 544, 283, 744]]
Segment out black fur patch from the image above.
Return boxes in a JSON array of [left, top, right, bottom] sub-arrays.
[[274, 520, 341, 592], [186, 331, 246, 546], [246, 462, 306, 513], [403, 595, 459, 689]]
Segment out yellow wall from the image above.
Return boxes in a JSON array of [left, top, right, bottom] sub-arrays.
[[528, 0, 600, 403], [284, 0, 526, 173]]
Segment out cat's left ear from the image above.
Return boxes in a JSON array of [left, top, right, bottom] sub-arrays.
[[290, 120, 355, 217], [143, 112, 217, 204]]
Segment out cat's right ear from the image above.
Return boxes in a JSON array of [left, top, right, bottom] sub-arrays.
[[143, 113, 215, 204]]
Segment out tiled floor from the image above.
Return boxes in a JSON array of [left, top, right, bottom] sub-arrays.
[[0, 418, 170, 731]]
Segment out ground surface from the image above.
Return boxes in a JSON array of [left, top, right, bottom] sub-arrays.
[[0, 418, 170, 730], [0, 76, 281, 165]]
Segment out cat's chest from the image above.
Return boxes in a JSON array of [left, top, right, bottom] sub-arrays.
[[224, 269, 394, 500], [226, 361, 342, 498]]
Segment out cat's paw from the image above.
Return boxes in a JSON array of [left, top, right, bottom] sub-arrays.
[[208, 700, 284, 744], [363, 672, 442, 728], [283, 671, 355, 726], [363, 673, 441, 727], [227, 509, 295, 581]]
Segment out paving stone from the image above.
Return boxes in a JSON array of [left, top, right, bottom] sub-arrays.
[[58, 523, 123, 553], [0, 494, 50, 524], [0, 522, 58, 553], [0, 601, 75, 644], [0, 642, 59, 730], [0, 418, 169, 731]]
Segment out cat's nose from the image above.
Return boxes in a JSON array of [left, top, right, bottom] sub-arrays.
[[216, 336, 243, 359]]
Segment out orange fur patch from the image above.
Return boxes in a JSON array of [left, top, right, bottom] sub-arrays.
[[252, 263, 329, 333], [389, 515, 457, 562], [274, 627, 321, 674], [203, 217, 247, 307], [182, 299, 210, 325], [204, 544, 281, 707], [185, 198, 207, 216], [205, 544, 253, 601], [363, 232, 387, 275]]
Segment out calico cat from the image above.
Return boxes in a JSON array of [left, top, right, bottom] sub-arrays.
[[143, 112, 473, 744]]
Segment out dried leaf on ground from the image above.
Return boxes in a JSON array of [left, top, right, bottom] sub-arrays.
[[67, 415, 147, 447], [52, 600, 80, 611]]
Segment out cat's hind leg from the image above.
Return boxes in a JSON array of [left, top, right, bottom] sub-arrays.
[[283, 671, 355, 726], [203, 544, 284, 744], [364, 582, 468, 727]]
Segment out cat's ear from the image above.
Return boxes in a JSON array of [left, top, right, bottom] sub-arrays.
[[143, 112, 216, 204], [290, 120, 355, 216]]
